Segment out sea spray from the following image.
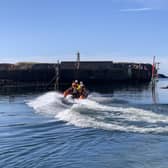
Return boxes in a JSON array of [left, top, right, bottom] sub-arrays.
[[27, 91, 168, 134]]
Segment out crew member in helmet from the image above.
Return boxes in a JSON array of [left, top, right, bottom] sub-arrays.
[[74, 80, 79, 88], [78, 81, 87, 99], [71, 80, 79, 98]]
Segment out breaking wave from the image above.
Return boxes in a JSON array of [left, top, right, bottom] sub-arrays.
[[28, 91, 168, 134]]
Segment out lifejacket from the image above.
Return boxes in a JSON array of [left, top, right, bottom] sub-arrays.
[[77, 85, 81, 91]]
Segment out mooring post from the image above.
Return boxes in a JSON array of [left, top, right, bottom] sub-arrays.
[[152, 56, 156, 86], [152, 56, 160, 86], [55, 60, 59, 90], [151, 56, 160, 103]]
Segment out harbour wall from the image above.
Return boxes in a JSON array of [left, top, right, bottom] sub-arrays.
[[0, 61, 152, 90]]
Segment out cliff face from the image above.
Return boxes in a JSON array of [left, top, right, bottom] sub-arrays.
[[0, 62, 152, 89]]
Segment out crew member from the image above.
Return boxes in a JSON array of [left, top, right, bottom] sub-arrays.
[[79, 82, 87, 99], [74, 80, 79, 88], [71, 80, 79, 98], [63, 82, 75, 97]]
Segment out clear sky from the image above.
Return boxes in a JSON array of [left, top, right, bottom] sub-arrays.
[[0, 0, 168, 74]]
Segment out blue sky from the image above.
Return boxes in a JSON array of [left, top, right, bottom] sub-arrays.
[[0, 0, 168, 74]]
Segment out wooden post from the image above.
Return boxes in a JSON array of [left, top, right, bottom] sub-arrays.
[[55, 60, 59, 90], [152, 56, 160, 86]]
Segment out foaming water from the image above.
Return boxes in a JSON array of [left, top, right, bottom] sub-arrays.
[[28, 91, 168, 134], [28, 92, 68, 116]]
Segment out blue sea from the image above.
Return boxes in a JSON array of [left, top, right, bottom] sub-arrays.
[[1, 79, 168, 168]]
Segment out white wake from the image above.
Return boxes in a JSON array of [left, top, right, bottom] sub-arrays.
[[27, 91, 168, 134]]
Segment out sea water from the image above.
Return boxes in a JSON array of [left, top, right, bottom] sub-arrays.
[[0, 79, 168, 168]]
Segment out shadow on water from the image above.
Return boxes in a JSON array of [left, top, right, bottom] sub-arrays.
[[0, 82, 151, 94], [59, 82, 151, 93], [0, 81, 162, 105], [89, 83, 151, 93]]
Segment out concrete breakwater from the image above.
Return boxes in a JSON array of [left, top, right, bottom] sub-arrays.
[[0, 61, 152, 90]]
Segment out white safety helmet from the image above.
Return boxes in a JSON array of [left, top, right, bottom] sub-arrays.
[[80, 83, 84, 87]]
